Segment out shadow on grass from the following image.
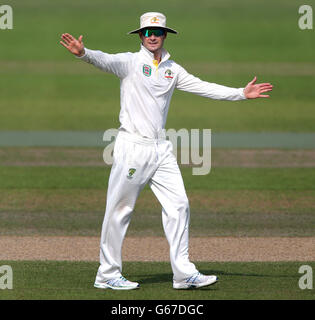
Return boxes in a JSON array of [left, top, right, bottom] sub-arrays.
[[135, 268, 273, 287], [136, 270, 273, 286], [137, 272, 172, 285], [199, 268, 294, 279]]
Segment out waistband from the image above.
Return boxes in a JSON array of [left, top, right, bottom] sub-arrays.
[[117, 129, 166, 145]]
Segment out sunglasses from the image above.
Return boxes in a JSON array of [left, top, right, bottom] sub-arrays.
[[142, 28, 165, 37]]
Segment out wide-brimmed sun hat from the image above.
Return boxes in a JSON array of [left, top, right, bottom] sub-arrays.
[[128, 12, 178, 34]]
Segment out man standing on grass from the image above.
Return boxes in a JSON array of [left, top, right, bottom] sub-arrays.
[[60, 12, 273, 290]]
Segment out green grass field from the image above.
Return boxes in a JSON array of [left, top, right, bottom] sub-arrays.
[[0, 261, 314, 300], [0, 166, 314, 237], [0, 0, 314, 301]]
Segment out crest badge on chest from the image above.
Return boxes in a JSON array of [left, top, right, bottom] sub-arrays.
[[164, 69, 174, 79], [142, 64, 152, 77]]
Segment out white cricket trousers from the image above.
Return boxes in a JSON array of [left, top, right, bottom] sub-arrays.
[[95, 130, 198, 284]]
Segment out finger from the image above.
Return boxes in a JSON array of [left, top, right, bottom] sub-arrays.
[[259, 85, 273, 91], [65, 33, 75, 40], [62, 33, 71, 39], [260, 85, 273, 90], [258, 83, 272, 87], [259, 88, 273, 93], [249, 76, 257, 85], [61, 34, 72, 44], [258, 94, 270, 98], [78, 35, 83, 43], [59, 40, 69, 49], [63, 34, 74, 43], [62, 33, 75, 43]]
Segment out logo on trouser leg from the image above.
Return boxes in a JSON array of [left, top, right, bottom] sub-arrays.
[[127, 168, 136, 179]]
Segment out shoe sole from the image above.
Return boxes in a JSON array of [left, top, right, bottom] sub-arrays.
[[94, 283, 140, 290], [173, 276, 218, 290]]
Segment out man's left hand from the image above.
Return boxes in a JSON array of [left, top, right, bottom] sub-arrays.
[[244, 76, 273, 99]]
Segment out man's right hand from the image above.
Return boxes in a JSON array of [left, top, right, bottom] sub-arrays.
[[60, 33, 85, 57]]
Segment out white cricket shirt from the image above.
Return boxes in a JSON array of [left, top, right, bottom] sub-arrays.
[[79, 45, 246, 139]]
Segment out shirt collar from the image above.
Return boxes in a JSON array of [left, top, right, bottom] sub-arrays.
[[140, 44, 171, 64]]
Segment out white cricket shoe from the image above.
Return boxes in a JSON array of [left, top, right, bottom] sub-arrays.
[[173, 272, 218, 289], [94, 276, 140, 290]]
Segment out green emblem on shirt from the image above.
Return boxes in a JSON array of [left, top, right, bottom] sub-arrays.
[[127, 168, 136, 179], [143, 64, 152, 77]]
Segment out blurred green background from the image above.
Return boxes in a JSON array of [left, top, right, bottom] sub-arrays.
[[0, 0, 314, 132]]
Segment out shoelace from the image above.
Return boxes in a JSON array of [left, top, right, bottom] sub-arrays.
[[120, 276, 128, 282], [106, 278, 120, 286], [186, 272, 201, 284], [107, 276, 129, 287]]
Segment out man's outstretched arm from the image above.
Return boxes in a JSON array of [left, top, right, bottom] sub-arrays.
[[176, 65, 273, 101], [59, 33, 132, 78]]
